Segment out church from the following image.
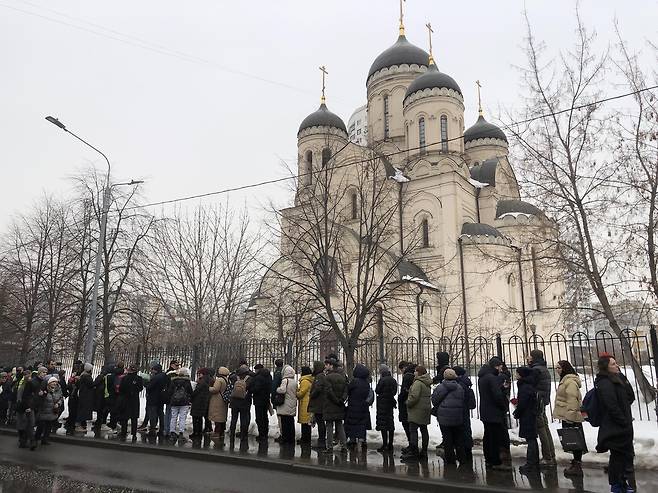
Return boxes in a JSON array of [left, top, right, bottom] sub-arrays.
[[246, 11, 565, 352]]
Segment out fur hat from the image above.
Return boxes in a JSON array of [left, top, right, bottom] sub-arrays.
[[83, 363, 93, 372], [443, 368, 457, 380], [178, 367, 191, 377], [379, 364, 391, 375], [48, 376, 59, 385]]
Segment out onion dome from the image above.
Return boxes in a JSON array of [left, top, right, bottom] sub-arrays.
[[460, 222, 505, 239], [367, 35, 429, 83], [496, 200, 544, 218], [404, 62, 462, 102], [297, 103, 347, 137], [463, 115, 507, 144]]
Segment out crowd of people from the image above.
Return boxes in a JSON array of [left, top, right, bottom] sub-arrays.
[[0, 349, 638, 493]]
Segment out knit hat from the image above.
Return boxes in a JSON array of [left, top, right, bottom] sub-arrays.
[[236, 366, 250, 376], [217, 366, 230, 377], [488, 357, 503, 368], [453, 366, 466, 376], [517, 366, 534, 378], [436, 352, 450, 367], [178, 367, 191, 377], [443, 368, 457, 380], [48, 376, 59, 385], [38, 366, 47, 373], [83, 363, 93, 372], [379, 364, 391, 375], [312, 361, 324, 374]]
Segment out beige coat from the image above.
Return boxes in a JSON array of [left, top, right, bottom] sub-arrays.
[[553, 373, 584, 423], [276, 365, 298, 417], [208, 367, 229, 423]]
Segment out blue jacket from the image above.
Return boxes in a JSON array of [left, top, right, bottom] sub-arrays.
[[432, 379, 465, 427]]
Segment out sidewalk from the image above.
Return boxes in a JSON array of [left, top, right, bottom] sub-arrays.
[[1, 426, 641, 492]]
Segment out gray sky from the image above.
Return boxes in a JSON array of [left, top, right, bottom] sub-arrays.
[[1, 0, 656, 230]]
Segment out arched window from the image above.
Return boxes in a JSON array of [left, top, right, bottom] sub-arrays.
[[419, 117, 426, 154], [322, 148, 332, 167], [351, 192, 358, 220], [383, 95, 390, 139], [421, 218, 430, 247], [305, 150, 313, 165], [507, 273, 517, 309], [440, 115, 448, 151], [305, 150, 313, 183]]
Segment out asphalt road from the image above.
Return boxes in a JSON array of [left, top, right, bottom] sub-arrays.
[[0, 435, 422, 493]]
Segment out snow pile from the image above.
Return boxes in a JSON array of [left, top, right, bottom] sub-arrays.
[[468, 177, 490, 189], [389, 168, 410, 183], [401, 275, 440, 291]]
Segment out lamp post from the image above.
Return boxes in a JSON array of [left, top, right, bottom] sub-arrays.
[[46, 116, 142, 364]]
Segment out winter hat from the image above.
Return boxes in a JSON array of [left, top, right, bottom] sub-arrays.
[[443, 368, 457, 380], [312, 361, 324, 375], [217, 366, 230, 377], [254, 364, 264, 370], [83, 363, 93, 372], [301, 366, 312, 376], [379, 364, 391, 376], [197, 367, 210, 376], [488, 357, 503, 368], [517, 366, 534, 378], [236, 366, 250, 376], [38, 366, 47, 374], [0, 372, 7, 379], [127, 364, 138, 373], [436, 352, 450, 367], [48, 376, 59, 385], [453, 366, 466, 376], [151, 363, 163, 372], [178, 367, 191, 377]]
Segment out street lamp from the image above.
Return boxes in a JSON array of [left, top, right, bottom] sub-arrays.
[[46, 116, 142, 365]]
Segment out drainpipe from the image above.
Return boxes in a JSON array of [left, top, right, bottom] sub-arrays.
[[416, 286, 424, 362], [475, 188, 481, 223], [398, 183, 404, 255], [457, 237, 471, 365]]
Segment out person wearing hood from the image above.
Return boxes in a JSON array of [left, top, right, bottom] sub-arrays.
[[229, 366, 253, 442], [344, 363, 371, 448], [144, 363, 167, 436], [168, 367, 193, 441], [513, 366, 540, 473], [453, 366, 476, 461], [323, 359, 348, 453], [401, 365, 432, 462], [35, 376, 63, 446], [432, 352, 451, 385], [307, 360, 327, 449], [190, 368, 212, 439], [478, 357, 510, 470], [275, 364, 298, 444], [375, 364, 398, 452], [208, 366, 230, 439], [528, 349, 556, 466], [398, 361, 416, 445], [595, 355, 635, 493], [75, 363, 95, 433], [117, 364, 144, 440], [553, 360, 586, 476], [249, 364, 272, 442], [296, 366, 314, 444], [432, 368, 466, 465]]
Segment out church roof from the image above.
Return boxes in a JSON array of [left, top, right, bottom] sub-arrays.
[[469, 158, 499, 187], [496, 200, 544, 218], [367, 35, 429, 82], [404, 62, 462, 101], [298, 103, 347, 137], [464, 115, 508, 144], [460, 222, 505, 239]]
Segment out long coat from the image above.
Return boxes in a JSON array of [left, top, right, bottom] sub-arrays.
[[398, 366, 415, 423], [513, 376, 538, 439], [190, 376, 211, 417], [146, 370, 168, 407], [250, 368, 273, 408], [431, 379, 465, 427], [308, 370, 326, 415], [37, 386, 63, 422], [595, 372, 635, 453], [275, 365, 298, 416], [530, 358, 552, 406], [207, 372, 228, 423], [375, 371, 398, 431], [76, 372, 96, 421], [477, 364, 508, 424], [323, 369, 348, 420], [553, 373, 584, 423], [296, 374, 314, 424], [406, 373, 432, 425], [118, 372, 144, 420], [344, 364, 371, 439]]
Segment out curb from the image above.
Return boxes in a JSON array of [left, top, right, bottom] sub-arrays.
[[0, 428, 587, 493]]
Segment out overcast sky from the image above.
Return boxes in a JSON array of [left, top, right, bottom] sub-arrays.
[[1, 0, 657, 230]]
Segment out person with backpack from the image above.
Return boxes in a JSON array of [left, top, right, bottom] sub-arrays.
[[296, 366, 314, 444], [453, 366, 476, 461], [398, 361, 416, 446], [229, 366, 252, 442], [190, 368, 212, 439], [432, 368, 466, 465], [145, 363, 167, 437], [208, 366, 230, 440], [401, 365, 432, 462], [323, 359, 348, 453], [275, 364, 298, 444], [528, 349, 556, 466], [308, 360, 327, 449], [595, 355, 636, 493], [344, 363, 371, 449], [478, 357, 511, 470], [117, 364, 144, 440], [513, 366, 540, 474], [168, 367, 193, 441], [375, 364, 398, 452], [554, 360, 586, 477]]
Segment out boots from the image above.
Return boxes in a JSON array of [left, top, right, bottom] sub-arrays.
[[564, 460, 583, 477], [401, 445, 419, 462]]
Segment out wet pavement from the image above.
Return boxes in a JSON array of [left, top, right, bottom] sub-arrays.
[[1, 427, 656, 492]]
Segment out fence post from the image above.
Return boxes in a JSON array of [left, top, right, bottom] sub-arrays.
[[650, 325, 658, 422], [496, 333, 503, 359]]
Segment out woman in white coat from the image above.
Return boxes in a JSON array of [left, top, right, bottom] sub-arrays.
[[276, 365, 298, 444]]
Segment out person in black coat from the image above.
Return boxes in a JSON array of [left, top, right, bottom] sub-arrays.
[[249, 364, 273, 441], [375, 364, 398, 452], [595, 355, 636, 492], [92, 366, 109, 429], [432, 352, 451, 385], [478, 358, 510, 470], [75, 363, 95, 432], [145, 363, 167, 436], [513, 367, 539, 473], [453, 366, 476, 461], [118, 364, 144, 439], [398, 361, 416, 445], [308, 360, 327, 449], [229, 366, 253, 441], [344, 364, 371, 447], [15, 368, 38, 449], [190, 369, 211, 438], [65, 361, 82, 432], [528, 349, 556, 465]]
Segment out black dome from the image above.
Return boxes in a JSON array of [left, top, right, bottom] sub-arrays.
[[404, 63, 462, 101], [367, 35, 429, 82], [464, 115, 507, 144], [298, 103, 347, 137], [496, 200, 544, 218], [460, 222, 505, 238], [470, 158, 499, 187]]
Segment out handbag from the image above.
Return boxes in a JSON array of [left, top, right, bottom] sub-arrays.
[[558, 427, 587, 452]]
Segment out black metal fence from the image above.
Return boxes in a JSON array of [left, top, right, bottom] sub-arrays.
[[55, 328, 658, 422]]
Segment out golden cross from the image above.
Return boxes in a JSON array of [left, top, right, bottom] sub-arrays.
[[319, 65, 328, 104], [476, 80, 483, 115], [399, 0, 406, 35], [426, 22, 434, 64]]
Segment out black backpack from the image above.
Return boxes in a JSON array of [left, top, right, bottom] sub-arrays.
[[581, 386, 602, 427], [171, 382, 188, 406]]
